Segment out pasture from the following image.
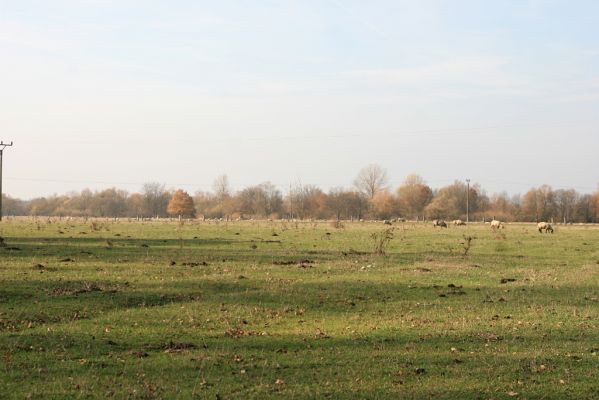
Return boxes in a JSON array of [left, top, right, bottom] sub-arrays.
[[0, 219, 598, 399]]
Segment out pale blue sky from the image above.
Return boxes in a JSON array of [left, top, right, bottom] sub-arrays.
[[1, 0, 598, 198]]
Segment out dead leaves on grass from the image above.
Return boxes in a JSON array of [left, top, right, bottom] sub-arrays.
[[182, 261, 209, 267], [142, 341, 196, 355], [437, 283, 466, 297], [169, 261, 209, 267], [32, 263, 57, 272], [225, 327, 267, 338], [471, 332, 504, 342], [48, 282, 120, 296], [272, 259, 315, 268], [50, 282, 102, 296]]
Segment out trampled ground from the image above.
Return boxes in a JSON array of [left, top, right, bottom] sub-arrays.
[[1, 219, 598, 399]]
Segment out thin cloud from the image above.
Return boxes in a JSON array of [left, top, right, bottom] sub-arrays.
[[326, 0, 388, 37], [344, 56, 514, 88], [0, 20, 75, 52]]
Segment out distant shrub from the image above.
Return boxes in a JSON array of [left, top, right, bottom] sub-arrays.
[[460, 235, 476, 256], [371, 228, 394, 255], [330, 220, 345, 229]]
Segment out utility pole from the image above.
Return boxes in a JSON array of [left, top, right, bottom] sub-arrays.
[[0, 141, 14, 221], [289, 183, 293, 220], [466, 178, 470, 224]]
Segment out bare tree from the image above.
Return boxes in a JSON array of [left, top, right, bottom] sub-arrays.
[[554, 189, 578, 223], [325, 188, 368, 220], [193, 191, 218, 218], [237, 182, 283, 218], [522, 185, 555, 222], [127, 193, 145, 218], [354, 164, 388, 199], [487, 191, 518, 222], [403, 173, 426, 186], [1, 194, 27, 216], [593, 191, 599, 222], [424, 181, 483, 220], [396, 174, 433, 220], [287, 183, 326, 219], [371, 189, 399, 220], [141, 182, 170, 218], [212, 174, 231, 201], [89, 188, 129, 217], [573, 194, 594, 223]]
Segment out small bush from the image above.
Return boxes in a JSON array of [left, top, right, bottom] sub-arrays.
[[330, 220, 345, 229], [371, 228, 394, 255], [460, 235, 476, 256]]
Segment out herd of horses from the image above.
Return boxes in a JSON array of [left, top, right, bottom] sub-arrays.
[[429, 218, 554, 233]]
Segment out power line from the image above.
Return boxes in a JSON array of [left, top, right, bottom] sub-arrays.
[[3, 176, 351, 190], [18, 119, 597, 145]]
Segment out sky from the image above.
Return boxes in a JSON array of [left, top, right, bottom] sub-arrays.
[[1, 0, 598, 199]]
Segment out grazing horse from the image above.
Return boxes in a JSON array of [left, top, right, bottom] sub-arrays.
[[537, 222, 554, 234], [490, 220, 504, 230], [433, 219, 448, 228]]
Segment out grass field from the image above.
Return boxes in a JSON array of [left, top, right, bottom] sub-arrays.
[[1, 218, 598, 399]]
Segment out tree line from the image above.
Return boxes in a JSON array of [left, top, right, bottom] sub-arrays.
[[2, 166, 598, 223]]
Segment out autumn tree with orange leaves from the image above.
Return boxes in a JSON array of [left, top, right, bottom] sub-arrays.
[[167, 190, 196, 218]]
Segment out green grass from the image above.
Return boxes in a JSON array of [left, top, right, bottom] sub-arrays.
[[1, 219, 598, 399]]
